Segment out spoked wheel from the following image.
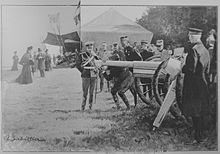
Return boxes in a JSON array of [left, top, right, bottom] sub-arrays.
[[134, 77, 153, 107], [152, 60, 182, 119]]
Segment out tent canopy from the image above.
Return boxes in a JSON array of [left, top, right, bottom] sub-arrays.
[[81, 8, 153, 47], [43, 32, 80, 52]]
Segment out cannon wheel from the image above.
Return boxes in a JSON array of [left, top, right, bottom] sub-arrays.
[[134, 77, 153, 107], [152, 60, 183, 119]]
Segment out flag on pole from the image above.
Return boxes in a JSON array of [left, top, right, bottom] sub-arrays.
[[74, 0, 81, 26]]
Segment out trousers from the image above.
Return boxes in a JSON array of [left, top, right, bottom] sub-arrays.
[[81, 77, 96, 109]]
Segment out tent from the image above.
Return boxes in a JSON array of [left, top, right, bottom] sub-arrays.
[[43, 32, 80, 53], [81, 8, 153, 48]]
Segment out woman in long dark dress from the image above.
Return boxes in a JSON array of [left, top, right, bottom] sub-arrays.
[[15, 46, 33, 84], [11, 51, 19, 71]]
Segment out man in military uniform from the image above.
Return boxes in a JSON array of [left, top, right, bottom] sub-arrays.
[[76, 41, 98, 111], [120, 36, 143, 62], [102, 42, 137, 110], [140, 40, 154, 60], [182, 28, 210, 143], [155, 40, 172, 61], [139, 40, 154, 98], [97, 42, 112, 92]]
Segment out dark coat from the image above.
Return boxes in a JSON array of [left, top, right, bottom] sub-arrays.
[[182, 41, 210, 117], [124, 45, 142, 61], [76, 51, 99, 78], [16, 52, 32, 84], [37, 52, 45, 70], [140, 48, 154, 61]]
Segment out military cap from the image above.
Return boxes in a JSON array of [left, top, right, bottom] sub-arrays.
[[27, 46, 33, 50], [141, 40, 148, 44], [156, 40, 164, 46], [113, 42, 118, 46], [85, 41, 94, 46], [120, 36, 125, 40], [188, 27, 203, 35], [124, 35, 129, 41]]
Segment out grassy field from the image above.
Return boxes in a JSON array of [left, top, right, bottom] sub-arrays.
[[1, 68, 218, 152]]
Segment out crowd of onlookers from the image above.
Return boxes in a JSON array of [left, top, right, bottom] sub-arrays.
[[12, 46, 56, 84]]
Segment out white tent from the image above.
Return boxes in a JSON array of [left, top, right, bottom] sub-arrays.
[[81, 8, 153, 47], [44, 43, 62, 56]]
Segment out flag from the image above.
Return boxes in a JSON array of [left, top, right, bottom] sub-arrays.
[[74, 0, 81, 26]]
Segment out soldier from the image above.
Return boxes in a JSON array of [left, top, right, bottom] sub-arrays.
[[155, 40, 172, 61], [102, 42, 137, 110], [97, 42, 112, 92], [140, 40, 154, 60], [182, 28, 210, 143], [76, 41, 98, 111], [120, 36, 143, 62], [139, 40, 154, 98]]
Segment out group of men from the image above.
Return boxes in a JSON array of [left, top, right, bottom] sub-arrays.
[[76, 27, 216, 144], [76, 35, 173, 111], [32, 48, 52, 77]]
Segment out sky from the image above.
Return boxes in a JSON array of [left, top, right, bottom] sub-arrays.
[[1, 0, 149, 67], [1, 0, 218, 67]]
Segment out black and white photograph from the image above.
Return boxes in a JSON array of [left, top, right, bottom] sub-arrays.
[[1, 0, 219, 153]]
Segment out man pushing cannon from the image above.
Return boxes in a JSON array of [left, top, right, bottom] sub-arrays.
[[102, 42, 137, 110]]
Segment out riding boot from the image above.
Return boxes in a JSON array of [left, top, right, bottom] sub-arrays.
[[112, 94, 121, 109], [118, 92, 130, 110], [89, 95, 93, 110], [81, 97, 87, 111]]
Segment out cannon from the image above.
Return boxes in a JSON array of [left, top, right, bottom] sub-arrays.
[[94, 57, 181, 103], [94, 54, 184, 129]]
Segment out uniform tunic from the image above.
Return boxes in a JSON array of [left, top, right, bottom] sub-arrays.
[[76, 51, 97, 109], [182, 41, 210, 117]]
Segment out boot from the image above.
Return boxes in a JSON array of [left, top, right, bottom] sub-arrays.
[[112, 94, 121, 109], [81, 97, 87, 111], [118, 93, 130, 110], [89, 95, 93, 110]]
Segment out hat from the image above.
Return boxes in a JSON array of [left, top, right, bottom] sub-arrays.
[[120, 36, 125, 40], [188, 27, 203, 35], [141, 40, 148, 44], [113, 42, 118, 46], [156, 40, 164, 46], [27, 46, 33, 50], [124, 35, 129, 41], [85, 41, 94, 46], [38, 48, 41, 52]]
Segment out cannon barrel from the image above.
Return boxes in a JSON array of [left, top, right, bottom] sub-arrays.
[[95, 60, 161, 69], [95, 58, 181, 79]]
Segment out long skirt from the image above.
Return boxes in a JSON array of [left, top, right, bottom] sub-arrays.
[[16, 65, 32, 84], [11, 62, 18, 71]]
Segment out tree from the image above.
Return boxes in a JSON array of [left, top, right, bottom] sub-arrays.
[[136, 6, 217, 47]]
